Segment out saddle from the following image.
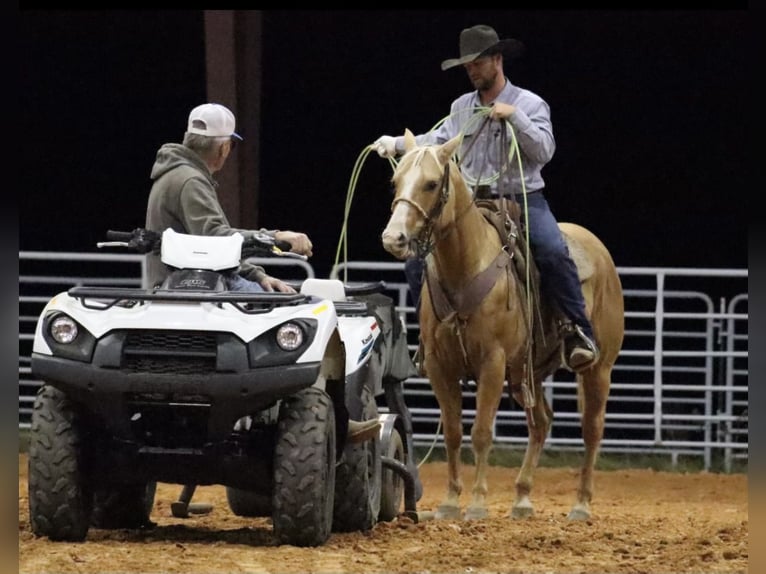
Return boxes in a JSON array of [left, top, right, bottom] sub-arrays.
[[478, 198, 601, 384], [474, 198, 573, 380], [420, 196, 593, 388]]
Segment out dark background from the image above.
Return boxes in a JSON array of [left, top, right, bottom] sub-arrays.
[[20, 10, 748, 279]]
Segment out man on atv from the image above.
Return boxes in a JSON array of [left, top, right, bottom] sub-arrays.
[[145, 102, 311, 293], [145, 102, 378, 442]]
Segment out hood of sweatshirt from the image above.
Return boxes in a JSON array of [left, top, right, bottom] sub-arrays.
[[150, 143, 215, 185]]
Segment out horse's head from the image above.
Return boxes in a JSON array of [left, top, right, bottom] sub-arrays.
[[381, 129, 462, 260]]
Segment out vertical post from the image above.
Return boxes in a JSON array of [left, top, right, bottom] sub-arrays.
[[203, 10, 263, 230], [702, 297, 716, 471], [724, 297, 735, 473], [234, 11, 263, 230], [203, 10, 240, 226], [653, 272, 665, 446]]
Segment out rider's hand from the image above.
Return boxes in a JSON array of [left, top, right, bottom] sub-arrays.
[[274, 231, 313, 257], [489, 102, 516, 120], [260, 275, 296, 293], [373, 135, 397, 158]]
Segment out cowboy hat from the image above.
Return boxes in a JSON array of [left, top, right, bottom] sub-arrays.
[[441, 25, 525, 71]]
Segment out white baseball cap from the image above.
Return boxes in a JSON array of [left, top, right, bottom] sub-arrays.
[[186, 103, 243, 141]]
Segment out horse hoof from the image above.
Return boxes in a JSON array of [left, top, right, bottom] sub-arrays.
[[510, 504, 534, 519], [567, 507, 591, 521], [464, 506, 488, 520], [435, 504, 462, 520]]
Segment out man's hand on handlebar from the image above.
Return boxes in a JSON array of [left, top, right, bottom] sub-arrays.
[[274, 231, 313, 257]]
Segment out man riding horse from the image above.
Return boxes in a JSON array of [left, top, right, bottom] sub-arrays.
[[374, 24, 599, 373]]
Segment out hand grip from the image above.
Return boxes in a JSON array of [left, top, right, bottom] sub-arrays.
[[106, 230, 134, 241]]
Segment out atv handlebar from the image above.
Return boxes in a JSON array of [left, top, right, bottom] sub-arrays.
[[105, 230, 134, 242], [97, 228, 303, 259]]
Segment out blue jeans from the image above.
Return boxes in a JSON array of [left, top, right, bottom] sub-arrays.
[[404, 257, 425, 313], [404, 192, 595, 340], [225, 274, 265, 292]]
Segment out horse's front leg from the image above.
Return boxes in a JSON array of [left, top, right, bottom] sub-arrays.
[[464, 350, 506, 520], [427, 356, 464, 520], [511, 376, 553, 519]]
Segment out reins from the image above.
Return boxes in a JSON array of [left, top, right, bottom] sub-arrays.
[[495, 120, 538, 414], [333, 108, 538, 411], [329, 108, 541, 461], [385, 110, 540, 417]]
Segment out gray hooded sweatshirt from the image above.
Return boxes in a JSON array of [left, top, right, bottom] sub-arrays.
[[145, 143, 272, 287]]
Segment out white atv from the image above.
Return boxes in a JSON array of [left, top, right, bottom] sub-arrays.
[[28, 228, 422, 547]]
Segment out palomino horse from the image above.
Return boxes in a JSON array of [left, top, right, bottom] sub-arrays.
[[381, 130, 624, 521]]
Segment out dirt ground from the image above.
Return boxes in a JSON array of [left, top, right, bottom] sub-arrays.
[[18, 453, 748, 574]]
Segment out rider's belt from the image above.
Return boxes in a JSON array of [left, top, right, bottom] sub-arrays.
[[473, 185, 541, 200], [475, 185, 493, 200]]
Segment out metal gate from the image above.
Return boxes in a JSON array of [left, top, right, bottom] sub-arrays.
[[331, 262, 748, 472], [19, 252, 747, 471]]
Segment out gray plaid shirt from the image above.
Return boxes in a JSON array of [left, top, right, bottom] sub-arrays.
[[394, 78, 555, 196]]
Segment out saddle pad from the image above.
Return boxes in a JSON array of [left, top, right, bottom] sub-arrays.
[[563, 231, 594, 282]]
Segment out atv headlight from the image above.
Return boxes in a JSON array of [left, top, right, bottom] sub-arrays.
[[247, 319, 317, 368], [41, 312, 96, 362], [276, 322, 304, 351], [50, 315, 79, 344]]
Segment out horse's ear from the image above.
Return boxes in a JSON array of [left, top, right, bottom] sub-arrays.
[[403, 129, 417, 152], [438, 133, 461, 163]]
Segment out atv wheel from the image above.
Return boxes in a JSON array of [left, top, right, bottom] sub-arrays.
[[272, 387, 336, 546], [378, 427, 405, 521], [333, 387, 381, 532], [226, 487, 271, 517], [28, 385, 92, 541], [91, 481, 157, 529]]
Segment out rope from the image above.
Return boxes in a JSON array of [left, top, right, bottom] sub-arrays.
[[333, 146, 397, 283], [332, 107, 535, 453], [333, 105, 523, 279], [417, 416, 442, 468]]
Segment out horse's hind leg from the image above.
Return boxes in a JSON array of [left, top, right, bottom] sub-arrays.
[[511, 382, 552, 519], [568, 365, 610, 521]]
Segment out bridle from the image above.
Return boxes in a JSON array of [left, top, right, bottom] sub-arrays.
[[390, 148, 450, 220], [388, 116, 493, 256], [388, 149, 461, 256]]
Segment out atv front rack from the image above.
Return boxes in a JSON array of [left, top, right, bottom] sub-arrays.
[[68, 281, 390, 315], [68, 286, 311, 314]]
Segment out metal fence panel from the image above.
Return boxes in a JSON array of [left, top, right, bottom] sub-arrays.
[[19, 253, 747, 470], [331, 262, 748, 471]]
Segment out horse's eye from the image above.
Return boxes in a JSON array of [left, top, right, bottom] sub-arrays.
[[425, 180, 439, 192]]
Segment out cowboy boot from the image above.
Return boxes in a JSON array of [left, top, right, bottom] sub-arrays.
[[560, 323, 600, 372]]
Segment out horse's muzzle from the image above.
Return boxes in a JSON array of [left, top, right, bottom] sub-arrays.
[[381, 229, 412, 260]]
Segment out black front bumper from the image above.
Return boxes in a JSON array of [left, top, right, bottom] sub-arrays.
[[32, 353, 321, 442]]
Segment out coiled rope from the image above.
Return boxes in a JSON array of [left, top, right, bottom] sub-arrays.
[[333, 107, 532, 464]]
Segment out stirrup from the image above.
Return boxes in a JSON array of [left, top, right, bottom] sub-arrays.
[[560, 323, 600, 372], [412, 342, 426, 377]]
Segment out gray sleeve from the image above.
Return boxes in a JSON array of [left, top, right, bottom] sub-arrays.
[[179, 178, 279, 240], [238, 260, 268, 283], [506, 98, 555, 164]]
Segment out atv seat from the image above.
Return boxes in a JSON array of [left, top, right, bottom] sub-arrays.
[[300, 278, 347, 301]]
